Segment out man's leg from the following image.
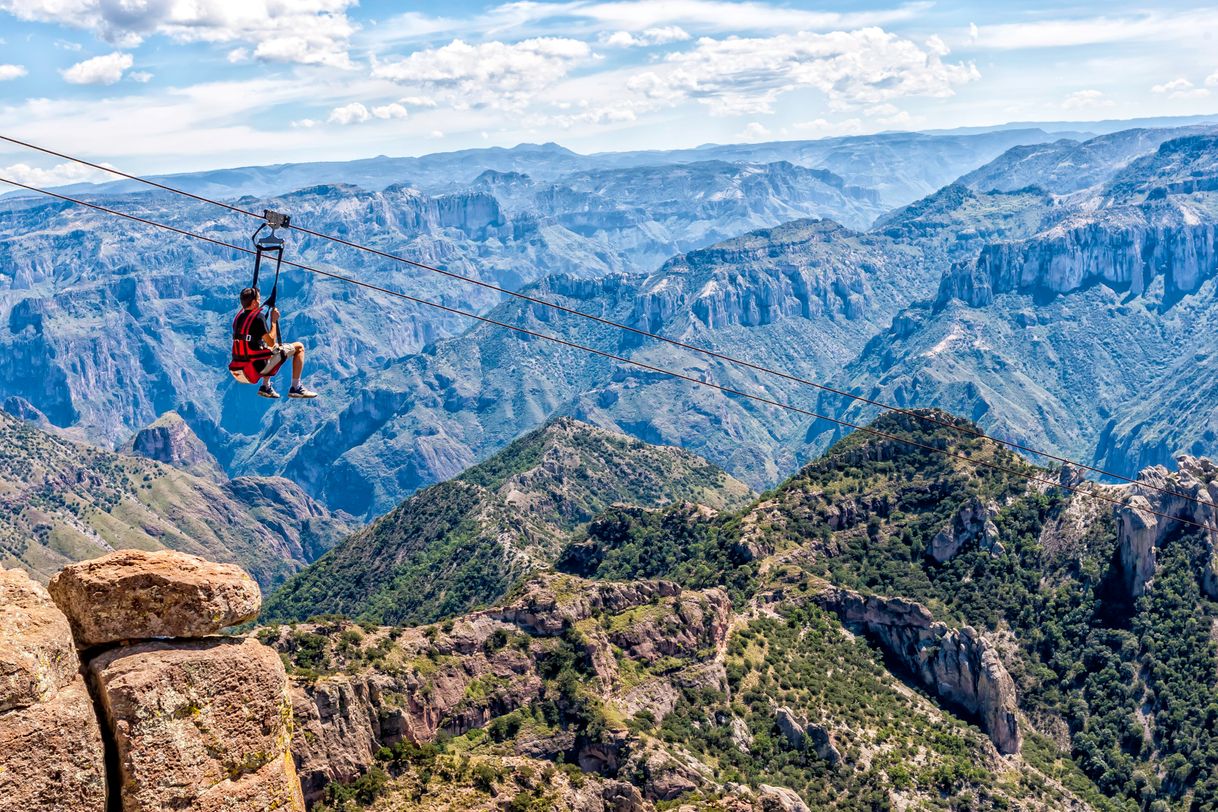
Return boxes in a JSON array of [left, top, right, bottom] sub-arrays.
[[291, 343, 305, 387], [288, 343, 317, 397]]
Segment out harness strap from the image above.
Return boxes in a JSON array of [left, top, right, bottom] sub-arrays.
[[231, 309, 273, 361]]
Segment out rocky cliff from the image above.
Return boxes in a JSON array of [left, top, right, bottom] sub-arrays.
[[1112, 455, 1218, 600], [125, 410, 225, 480], [265, 572, 733, 807], [2, 549, 305, 812], [822, 131, 1218, 478], [816, 585, 1022, 754]]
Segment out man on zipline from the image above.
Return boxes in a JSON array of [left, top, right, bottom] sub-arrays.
[[235, 286, 318, 399]]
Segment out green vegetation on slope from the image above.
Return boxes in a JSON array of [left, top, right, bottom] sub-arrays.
[[263, 418, 752, 626], [561, 409, 1218, 810]]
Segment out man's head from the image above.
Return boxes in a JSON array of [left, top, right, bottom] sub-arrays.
[[240, 287, 260, 309]]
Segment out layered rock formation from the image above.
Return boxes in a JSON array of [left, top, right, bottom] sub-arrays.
[[13, 549, 308, 812], [817, 586, 1022, 755], [0, 568, 106, 812]]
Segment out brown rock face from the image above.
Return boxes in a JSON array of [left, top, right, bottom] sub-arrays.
[[89, 636, 303, 812], [0, 568, 106, 812], [818, 586, 1022, 755], [49, 549, 261, 646], [0, 676, 108, 812], [0, 568, 78, 712]]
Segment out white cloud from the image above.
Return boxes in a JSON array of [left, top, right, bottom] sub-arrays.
[[327, 101, 370, 124], [1151, 78, 1210, 99], [398, 95, 438, 108], [605, 26, 691, 47], [367, 1, 933, 55], [0, 64, 26, 80], [129, 71, 153, 83], [371, 37, 593, 110], [0, 160, 115, 186], [371, 103, 408, 119], [545, 103, 638, 128], [792, 117, 864, 135], [972, 10, 1215, 50], [326, 101, 409, 125], [291, 118, 318, 128], [61, 52, 133, 85], [1208, 70, 1218, 88], [0, 0, 357, 67], [1061, 89, 1115, 110], [737, 121, 771, 140], [626, 28, 978, 116]]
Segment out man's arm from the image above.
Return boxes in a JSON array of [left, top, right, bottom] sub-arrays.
[[261, 308, 281, 348]]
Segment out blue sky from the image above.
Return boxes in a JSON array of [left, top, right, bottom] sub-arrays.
[[0, 0, 1215, 181]]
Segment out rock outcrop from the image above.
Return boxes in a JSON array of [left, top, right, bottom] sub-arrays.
[[774, 707, 841, 764], [1114, 456, 1218, 599], [271, 574, 733, 805], [125, 411, 225, 480], [90, 638, 300, 812], [758, 784, 812, 812], [48, 549, 261, 646], [0, 568, 107, 812], [36, 550, 304, 812], [817, 586, 1022, 755], [0, 568, 78, 711], [928, 496, 1002, 563]]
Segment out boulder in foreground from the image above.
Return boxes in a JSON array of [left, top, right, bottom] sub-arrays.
[[89, 636, 302, 812], [0, 676, 108, 812], [48, 549, 261, 647], [0, 568, 78, 712], [0, 567, 106, 812]]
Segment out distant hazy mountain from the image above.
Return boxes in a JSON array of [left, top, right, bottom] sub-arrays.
[[0, 158, 886, 450], [250, 218, 930, 516], [34, 127, 1063, 209], [4, 121, 1217, 518]]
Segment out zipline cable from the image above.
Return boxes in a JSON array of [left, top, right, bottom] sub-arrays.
[[2, 174, 1213, 535], [1, 133, 1215, 513]]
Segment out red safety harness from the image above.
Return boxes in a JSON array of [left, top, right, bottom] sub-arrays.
[[228, 308, 283, 384]]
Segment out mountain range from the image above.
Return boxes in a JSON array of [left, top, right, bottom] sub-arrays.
[[3, 120, 1218, 523]]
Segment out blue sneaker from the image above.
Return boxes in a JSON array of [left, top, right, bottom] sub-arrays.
[[289, 384, 318, 399], [258, 382, 280, 399]]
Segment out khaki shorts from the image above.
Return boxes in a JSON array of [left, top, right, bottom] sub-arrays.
[[255, 343, 299, 376]]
